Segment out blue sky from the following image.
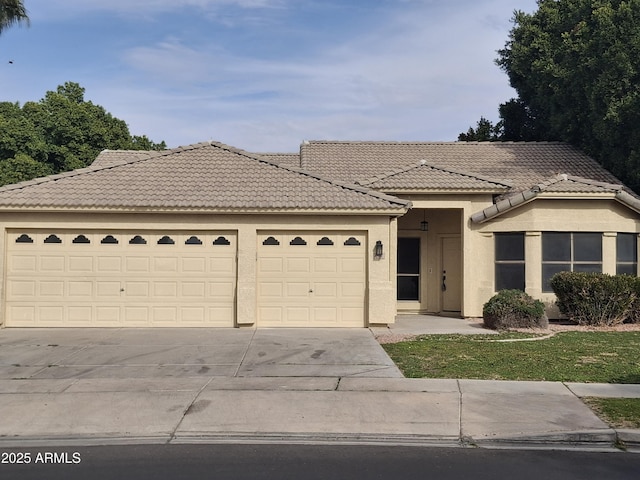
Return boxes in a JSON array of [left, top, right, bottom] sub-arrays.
[[0, 0, 538, 152]]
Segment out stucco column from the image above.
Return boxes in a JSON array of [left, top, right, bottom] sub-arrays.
[[602, 232, 617, 275], [368, 221, 396, 326], [235, 225, 257, 326], [525, 231, 542, 298]]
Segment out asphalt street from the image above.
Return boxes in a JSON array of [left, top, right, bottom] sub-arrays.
[[1, 444, 639, 480]]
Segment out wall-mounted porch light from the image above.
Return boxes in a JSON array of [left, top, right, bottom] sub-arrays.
[[374, 240, 383, 258], [420, 210, 429, 231]]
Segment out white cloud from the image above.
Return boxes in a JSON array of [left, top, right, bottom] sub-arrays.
[[19, 0, 538, 151]]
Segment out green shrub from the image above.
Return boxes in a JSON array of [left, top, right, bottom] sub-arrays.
[[550, 272, 637, 326], [483, 290, 547, 330], [628, 277, 640, 324]]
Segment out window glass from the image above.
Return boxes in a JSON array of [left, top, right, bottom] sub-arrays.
[[542, 263, 570, 292], [573, 233, 602, 262], [617, 234, 637, 263], [573, 264, 602, 273], [397, 238, 420, 275], [542, 233, 570, 261], [495, 264, 525, 291], [495, 233, 524, 261], [617, 263, 637, 276], [397, 276, 419, 301]]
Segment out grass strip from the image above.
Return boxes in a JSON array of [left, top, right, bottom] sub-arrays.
[[583, 398, 640, 429], [381, 331, 640, 383]]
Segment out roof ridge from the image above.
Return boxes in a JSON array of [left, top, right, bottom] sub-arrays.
[[533, 173, 624, 193], [0, 142, 229, 195], [303, 140, 569, 146], [357, 159, 512, 188]]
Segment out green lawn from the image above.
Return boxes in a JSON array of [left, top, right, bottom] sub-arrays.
[[382, 331, 640, 383], [583, 398, 640, 429]]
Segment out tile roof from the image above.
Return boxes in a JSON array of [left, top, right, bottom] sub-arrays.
[[92, 149, 162, 168], [470, 174, 631, 223], [300, 141, 627, 194], [256, 152, 300, 168], [355, 160, 511, 192], [0, 142, 409, 212]]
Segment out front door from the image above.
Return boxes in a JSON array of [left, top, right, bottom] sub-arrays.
[[397, 237, 420, 301], [441, 236, 461, 312]]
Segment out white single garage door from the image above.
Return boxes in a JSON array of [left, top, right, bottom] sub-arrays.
[[5, 231, 236, 327], [257, 232, 367, 327]]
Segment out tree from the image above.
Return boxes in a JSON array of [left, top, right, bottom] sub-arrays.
[[460, 0, 640, 193], [0, 0, 29, 35], [458, 116, 502, 141], [0, 82, 166, 185]]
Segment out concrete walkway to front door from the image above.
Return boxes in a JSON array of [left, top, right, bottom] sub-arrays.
[[371, 315, 497, 338]]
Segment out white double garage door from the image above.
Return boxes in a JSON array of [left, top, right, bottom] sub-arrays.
[[5, 230, 366, 327]]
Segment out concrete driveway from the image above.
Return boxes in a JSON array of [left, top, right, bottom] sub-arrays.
[[0, 328, 403, 380]]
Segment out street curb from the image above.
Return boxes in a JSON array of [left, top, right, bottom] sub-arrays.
[[173, 432, 463, 447], [617, 429, 640, 452], [469, 429, 620, 451]]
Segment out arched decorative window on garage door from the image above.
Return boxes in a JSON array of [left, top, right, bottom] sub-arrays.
[[185, 236, 203, 245], [262, 236, 279, 246], [72, 234, 91, 244], [317, 237, 334, 246], [44, 234, 62, 244], [213, 236, 231, 245], [15, 234, 34, 243], [101, 235, 119, 244], [344, 237, 361, 246], [129, 235, 147, 245], [290, 236, 307, 245]]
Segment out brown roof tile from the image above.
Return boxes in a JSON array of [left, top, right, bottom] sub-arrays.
[[300, 141, 626, 194], [356, 160, 511, 191], [471, 174, 626, 223], [0, 142, 409, 212]]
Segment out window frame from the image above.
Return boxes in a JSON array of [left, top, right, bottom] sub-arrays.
[[616, 233, 638, 276], [541, 232, 603, 292], [494, 232, 525, 291]]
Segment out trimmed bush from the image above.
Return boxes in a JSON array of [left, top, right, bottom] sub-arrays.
[[483, 289, 547, 330], [628, 277, 640, 324], [550, 272, 637, 326]]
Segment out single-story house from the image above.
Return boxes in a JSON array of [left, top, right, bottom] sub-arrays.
[[0, 140, 637, 328]]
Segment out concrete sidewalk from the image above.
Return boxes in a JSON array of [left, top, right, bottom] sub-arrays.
[[0, 376, 639, 450], [0, 325, 639, 450]]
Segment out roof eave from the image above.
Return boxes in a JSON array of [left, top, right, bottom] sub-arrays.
[[0, 205, 410, 216]]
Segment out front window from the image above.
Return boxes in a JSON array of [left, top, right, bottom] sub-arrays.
[[495, 233, 525, 291], [397, 237, 420, 301], [617, 233, 638, 275], [542, 232, 602, 292]]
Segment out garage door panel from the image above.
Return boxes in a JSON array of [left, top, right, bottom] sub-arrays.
[[258, 232, 366, 327], [41, 256, 65, 272], [40, 281, 64, 296], [8, 280, 36, 297], [68, 281, 92, 297], [9, 255, 37, 272], [182, 257, 206, 272], [99, 281, 123, 297], [126, 257, 150, 272], [6, 230, 237, 327], [97, 256, 122, 272], [286, 282, 311, 297], [69, 256, 93, 272]]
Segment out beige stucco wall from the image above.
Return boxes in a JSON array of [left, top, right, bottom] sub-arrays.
[[0, 211, 398, 327], [395, 194, 493, 317], [471, 198, 640, 318]]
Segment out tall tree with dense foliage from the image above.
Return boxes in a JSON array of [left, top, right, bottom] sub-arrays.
[[0, 0, 29, 34], [461, 0, 640, 193], [0, 82, 166, 186]]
